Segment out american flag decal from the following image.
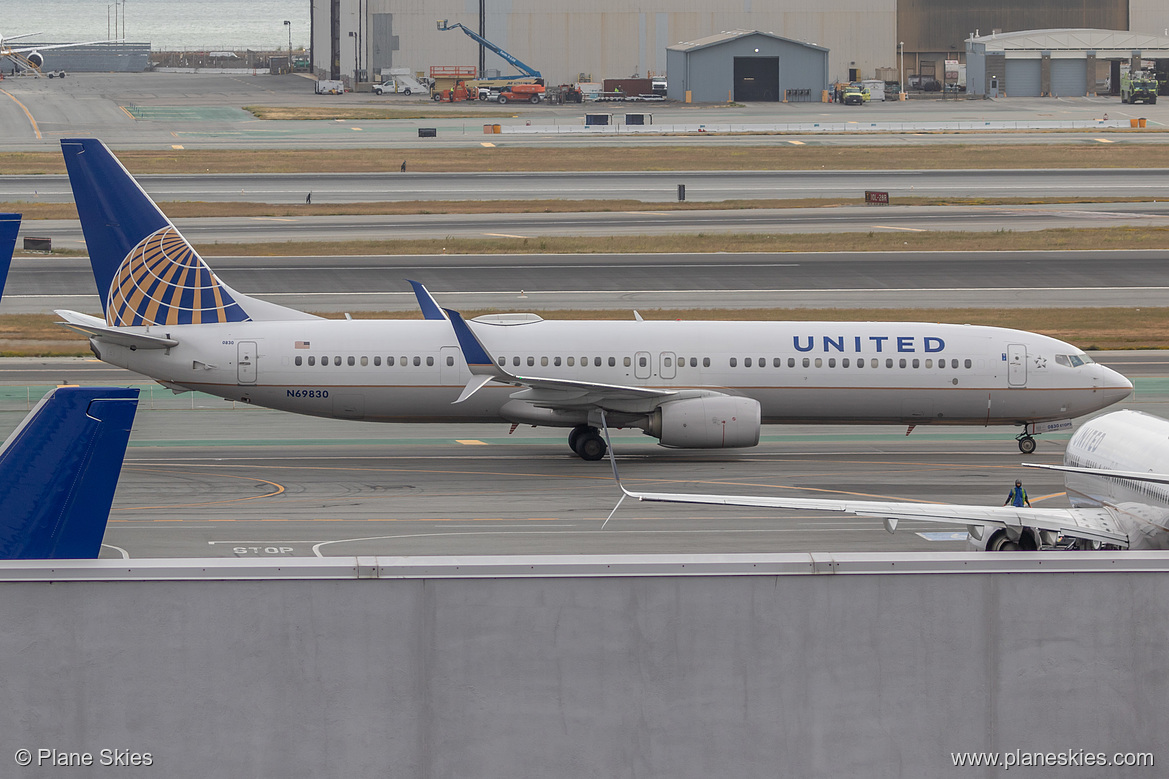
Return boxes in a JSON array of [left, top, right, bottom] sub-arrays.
[[295, 341, 311, 349]]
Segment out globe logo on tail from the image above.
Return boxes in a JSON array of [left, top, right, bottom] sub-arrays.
[[106, 226, 249, 327]]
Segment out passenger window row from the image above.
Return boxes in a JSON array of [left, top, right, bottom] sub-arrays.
[[292, 353, 973, 371], [294, 355, 458, 368], [495, 355, 713, 368], [730, 356, 974, 369]]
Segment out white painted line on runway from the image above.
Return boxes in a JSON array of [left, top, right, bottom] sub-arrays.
[[872, 225, 928, 232], [482, 232, 527, 238]]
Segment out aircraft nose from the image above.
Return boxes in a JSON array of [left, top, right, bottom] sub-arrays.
[[1099, 365, 1133, 402]]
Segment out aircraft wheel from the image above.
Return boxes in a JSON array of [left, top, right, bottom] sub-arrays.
[[1018, 435, 1036, 454], [567, 424, 594, 453], [577, 432, 607, 461]]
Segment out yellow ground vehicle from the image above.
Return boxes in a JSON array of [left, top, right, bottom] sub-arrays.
[[841, 85, 869, 105], [1121, 70, 1158, 104]]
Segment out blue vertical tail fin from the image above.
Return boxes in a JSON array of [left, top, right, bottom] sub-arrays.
[[60, 138, 317, 326], [0, 386, 140, 559], [0, 213, 20, 302]]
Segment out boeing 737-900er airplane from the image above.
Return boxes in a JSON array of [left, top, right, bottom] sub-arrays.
[[604, 408, 1169, 552], [57, 138, 1132, 460]]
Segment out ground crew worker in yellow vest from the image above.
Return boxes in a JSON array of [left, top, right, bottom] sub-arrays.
[[1004, 480, 1031, 508]]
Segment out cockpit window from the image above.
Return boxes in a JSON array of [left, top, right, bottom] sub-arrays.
[[1055, 353, 1093, 368]]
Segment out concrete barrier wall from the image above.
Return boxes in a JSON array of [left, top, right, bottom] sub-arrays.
[[0, 554, 1165, 778]]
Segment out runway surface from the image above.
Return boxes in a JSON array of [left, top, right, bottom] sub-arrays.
[[9, 170, 1169, 204], [15, 203, 1169, 252], [0, 353, 1164, 559], [6, 249, 1169, 314]]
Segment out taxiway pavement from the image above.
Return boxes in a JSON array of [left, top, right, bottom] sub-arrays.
[[0, 354, 1162, 559]]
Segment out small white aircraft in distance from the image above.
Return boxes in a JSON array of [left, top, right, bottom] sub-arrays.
[[1, 31, 112, 76], [56, 138, 1132, 460], [603, 408, 1169, 552]]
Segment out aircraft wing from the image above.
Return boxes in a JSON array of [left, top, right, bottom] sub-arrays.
[[6, 39, 113, 54], [601, 422, 1128, 547], [444, 306, 685, 408], [616, 483, 1128, 547], [56, 309, 179, 350]]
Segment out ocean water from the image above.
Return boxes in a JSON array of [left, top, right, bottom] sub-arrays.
[[3, 0, 309, 51]]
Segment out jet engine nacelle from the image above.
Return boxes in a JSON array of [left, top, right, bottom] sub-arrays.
[[27, 51, 44, 69], [648, 396, 761, 449]]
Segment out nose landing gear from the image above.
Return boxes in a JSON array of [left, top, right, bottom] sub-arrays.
[[1016, 432, 1037, 454]]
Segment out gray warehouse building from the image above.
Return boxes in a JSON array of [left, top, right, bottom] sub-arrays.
[[665, 31, 828, 103], [966, 29, 1169, 97]]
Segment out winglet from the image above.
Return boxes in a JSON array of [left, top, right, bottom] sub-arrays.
[[444, 307, 504, 375], [0, 213, 20, 301], [408, 280, 446, 320], [0, 386, 140, 558], [454, 374, 495, 404]]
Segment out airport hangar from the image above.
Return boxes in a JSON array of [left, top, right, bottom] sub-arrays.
[[310, 0, 1169, 94]]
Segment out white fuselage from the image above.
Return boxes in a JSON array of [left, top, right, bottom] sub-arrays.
[[94, 317, 1130, 429], [1063, 410, 1169, 549]]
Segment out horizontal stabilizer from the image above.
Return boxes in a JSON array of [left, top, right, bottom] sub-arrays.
[[56, 309, 178, 349], [0, 386, 140, 559]]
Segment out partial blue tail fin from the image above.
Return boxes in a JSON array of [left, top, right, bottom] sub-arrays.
[[0, 386, 139, 559], [60, 138, 317, 326], [0, 213, 20, 301]]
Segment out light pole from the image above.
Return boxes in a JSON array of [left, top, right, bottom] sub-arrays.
[[284, 20, 291, 72], [899, 41, 905, 98], [348, 30, 358, 87]]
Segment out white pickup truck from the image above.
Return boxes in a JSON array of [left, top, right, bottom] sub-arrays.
[[373, 70, 429, 96]]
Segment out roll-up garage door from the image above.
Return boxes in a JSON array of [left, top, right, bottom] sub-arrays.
[[1004, 60, 1041, 97], [1049, 59, 1086, 97]]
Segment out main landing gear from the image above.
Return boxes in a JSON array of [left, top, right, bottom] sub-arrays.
[[568, 424, 607, 461], [1016, 432, 1037, 454]]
